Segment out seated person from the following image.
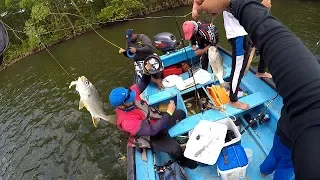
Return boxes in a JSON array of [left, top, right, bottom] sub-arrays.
[[109, 55, 198, 169]]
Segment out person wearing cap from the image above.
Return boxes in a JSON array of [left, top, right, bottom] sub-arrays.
[[182, 20, 219, 71], [109, 55, 198, 169], [119, 29, 164, 89]]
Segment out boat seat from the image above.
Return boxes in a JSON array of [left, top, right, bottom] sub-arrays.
[[144, 67, 232, 105], [169, 91, 268, 137]]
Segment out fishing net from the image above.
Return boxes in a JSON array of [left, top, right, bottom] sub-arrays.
[[0, 21, 9, 56]]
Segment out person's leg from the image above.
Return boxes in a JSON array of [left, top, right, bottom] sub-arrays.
[[256, 50, 273, 78], [260, 135, 279, 176], [150, 133, 198, 169], [228, 36, 250, 110], [134, 61, 144, 79], [201, 52, 209, 71], [273, 134, 294, 180]]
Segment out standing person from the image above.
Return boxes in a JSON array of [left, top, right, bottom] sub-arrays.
[[192, 0, 320, 179], [255, 0, 273, 79], [182, 20, 219, 71], [109, 55, 198, 169], [119, 29, 164, 89], [223, 11, 250, 110]]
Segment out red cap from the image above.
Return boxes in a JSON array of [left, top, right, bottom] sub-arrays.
[[182, 21, 195, 41]]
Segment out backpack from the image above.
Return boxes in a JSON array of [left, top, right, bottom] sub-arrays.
[[155, 161, 188, 180]]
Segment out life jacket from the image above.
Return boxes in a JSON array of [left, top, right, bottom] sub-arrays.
[[116, 99, 163, 148]]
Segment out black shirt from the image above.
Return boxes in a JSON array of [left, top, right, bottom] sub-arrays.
[[233, 0, 320, 178]]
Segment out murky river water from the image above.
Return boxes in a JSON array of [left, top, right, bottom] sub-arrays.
[[0, 1, 319, 179]]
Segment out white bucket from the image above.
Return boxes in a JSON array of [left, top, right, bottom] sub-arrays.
[[244, 148, 253, 163]]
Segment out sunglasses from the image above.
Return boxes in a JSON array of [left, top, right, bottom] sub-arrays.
[[120, 88, 132, 106]]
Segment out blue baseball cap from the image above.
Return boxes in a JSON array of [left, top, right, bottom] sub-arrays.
[[125, 29, 134, 42], [109, 87, 136, 107]]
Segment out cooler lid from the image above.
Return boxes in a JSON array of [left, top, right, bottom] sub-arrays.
[[184, 120, 228, 165], [217, 145, 248, 171]]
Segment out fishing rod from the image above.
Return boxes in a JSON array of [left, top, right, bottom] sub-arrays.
[[240, 93, 279, 134], [171, 3, 204, 113]]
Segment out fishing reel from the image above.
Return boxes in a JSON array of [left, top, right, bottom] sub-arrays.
[[143, 54, 164, 75], [257, 113, 270, 125]]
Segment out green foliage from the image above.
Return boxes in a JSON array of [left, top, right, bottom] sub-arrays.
[[97, 0, 144, 21], [31, 3, 50, 22], [2, 0, 192, 63]]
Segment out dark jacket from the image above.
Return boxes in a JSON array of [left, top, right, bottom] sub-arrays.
[[233, 0, 320, 178], [190, 22, 219, 49], [124, 34, 154, 62]]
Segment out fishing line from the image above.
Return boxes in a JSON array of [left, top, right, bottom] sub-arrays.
[[312, 40, 320, 54], [36, 35, 72, 76], [4, 13, 191, 36], [2, 19, 73, 77], [70, 0, 123, 49], [171, 2, 204, 113], [293, 0, 320, 17]]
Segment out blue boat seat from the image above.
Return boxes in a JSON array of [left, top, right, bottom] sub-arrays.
[[169, 91, 268, 137]]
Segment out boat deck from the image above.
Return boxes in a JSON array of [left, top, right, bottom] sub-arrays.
[[133, 47, 283, 180], [135, 113, 275, 180]]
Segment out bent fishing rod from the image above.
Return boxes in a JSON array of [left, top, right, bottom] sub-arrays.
[[171, 5, 204, 113]]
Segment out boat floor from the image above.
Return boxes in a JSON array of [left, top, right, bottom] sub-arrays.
[[136, 117, 274, 180], [135, 56, 282, 179]]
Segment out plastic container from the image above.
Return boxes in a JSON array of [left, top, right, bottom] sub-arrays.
[[244, 148, 253, 163], [215, 118, 242, 147], [217, 145, 249, 180], [184, 120, 228, 165]]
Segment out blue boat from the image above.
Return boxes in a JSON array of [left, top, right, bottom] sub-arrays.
[[126, 43, 282, 180]]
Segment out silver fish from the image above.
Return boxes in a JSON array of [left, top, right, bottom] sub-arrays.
[[208, 46, 228, 87], [69, 76, 116, 127]]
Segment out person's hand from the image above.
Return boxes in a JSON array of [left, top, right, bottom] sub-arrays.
[[192, 45, 197, 50], [119, 48, 126, 54], [195, 49, 204, 56], [261, 0, 272, 9], [129, 47, 137, 54], [167, 100, 176, 115], [192, 0, 231, 20]]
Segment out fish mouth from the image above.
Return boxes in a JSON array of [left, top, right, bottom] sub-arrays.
[[80, 76, 85, 81]]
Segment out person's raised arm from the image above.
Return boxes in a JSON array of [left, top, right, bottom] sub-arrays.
[[135, 73, 151, 94]]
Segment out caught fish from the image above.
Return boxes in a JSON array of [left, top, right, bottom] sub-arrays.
[[69, 76, 116, 127], [208, 46, 228, 87]]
